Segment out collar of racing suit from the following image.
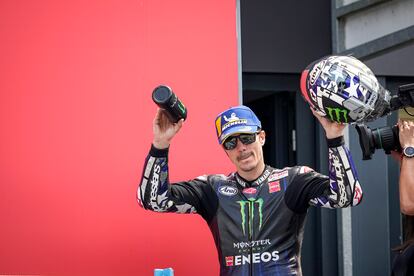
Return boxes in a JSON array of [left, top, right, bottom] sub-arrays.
[[235, 165, 273, 187]]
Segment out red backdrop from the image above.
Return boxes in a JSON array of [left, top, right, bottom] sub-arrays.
[[0, 1, 239, 275]]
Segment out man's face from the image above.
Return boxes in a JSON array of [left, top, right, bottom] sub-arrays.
[[223, 131, 266, 173]]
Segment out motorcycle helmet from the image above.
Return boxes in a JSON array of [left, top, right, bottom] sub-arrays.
[[300, 55, 390, 123]]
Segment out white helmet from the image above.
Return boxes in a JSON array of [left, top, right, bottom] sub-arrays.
[[300, 55, 391, 123]]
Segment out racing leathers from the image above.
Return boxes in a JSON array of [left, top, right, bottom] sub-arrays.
[[137, 136, 363, 276]]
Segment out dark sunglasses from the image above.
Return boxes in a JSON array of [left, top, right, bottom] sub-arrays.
[[223, 132, 259, 150]]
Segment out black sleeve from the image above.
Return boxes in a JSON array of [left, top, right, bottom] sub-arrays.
[[171, 177, 219, 222], [137, 145, 218, 222], [284, 168, 330, 213], [284, 136, 363, 213]]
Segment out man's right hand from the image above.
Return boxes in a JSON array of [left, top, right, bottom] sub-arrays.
[[152, 108, 184, 149]]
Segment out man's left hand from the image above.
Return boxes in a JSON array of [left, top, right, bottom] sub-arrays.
[[310, 107, 346, 139]]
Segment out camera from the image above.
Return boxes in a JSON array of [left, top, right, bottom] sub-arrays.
[[355, 124, 400, 160], [355, 83, 414, 160]]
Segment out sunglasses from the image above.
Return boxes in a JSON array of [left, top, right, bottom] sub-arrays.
[[223, 132, 259, 150]]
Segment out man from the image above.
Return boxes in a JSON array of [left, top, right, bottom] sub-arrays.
[[397, 120, 414, 216], [391, 120, 414, 276], [138, 105, 363, 275]]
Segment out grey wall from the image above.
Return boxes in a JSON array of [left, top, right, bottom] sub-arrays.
[[240, 0, 332, 73], [365, 41, 414, 76]]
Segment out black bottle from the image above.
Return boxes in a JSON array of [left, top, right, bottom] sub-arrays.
[[152, 85, 187, 123]]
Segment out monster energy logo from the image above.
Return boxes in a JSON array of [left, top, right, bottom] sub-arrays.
[[237, 198, 264, 237], [177, 101, 186, 114], [326, 107, 348, 123]]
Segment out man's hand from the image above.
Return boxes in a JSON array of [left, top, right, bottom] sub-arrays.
[[398, 119, 414, 149], [310, 107, 346, 139], [152, 109, 184, 149]]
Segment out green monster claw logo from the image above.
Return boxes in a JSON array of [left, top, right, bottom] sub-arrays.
[[326, 107, 348, 123], [177, 101, 186, 114], [237, 198, 264, 237]]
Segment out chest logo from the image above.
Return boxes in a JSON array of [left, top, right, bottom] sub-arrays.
[[237, 198, 264, 237], [242, 187, 257, 195], [219, 186, 238, 196], [268, 170, 288, 181], [268, 181, 281, 193]]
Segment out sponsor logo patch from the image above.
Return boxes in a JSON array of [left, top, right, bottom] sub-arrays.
[[353, 184, 362, 203], [242, 187, 257, 194], [326, 107, 348, 123], [299, 166, 313, 174], [225, 251, 280, 266], [268, 181, 280, 193], [309, 60, 326, 85], [224, 112, 240, 122], [219, 186, 238, 196], [222, 119, 248, 132], [233, 239, 271, 250], [268, 170, 288, 181], [225, 256, 234, 266], [237, 198, 264, 236]]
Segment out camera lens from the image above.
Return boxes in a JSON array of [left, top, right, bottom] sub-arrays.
[[371, 126, 400, 152], [355, 124, 400, 160]]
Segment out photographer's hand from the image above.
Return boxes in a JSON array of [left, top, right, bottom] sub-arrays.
[[311, 108, 346, 139], [398, 119, 414, 215], [152, 108, 184, 149], [399, 120, 414, 148]]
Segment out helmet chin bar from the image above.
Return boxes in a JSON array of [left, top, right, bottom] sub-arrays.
[[358, 86, 392, 123], [364, 83, 414, 122]]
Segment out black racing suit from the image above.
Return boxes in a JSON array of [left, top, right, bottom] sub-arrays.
[[137, 136, 363, 275]]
